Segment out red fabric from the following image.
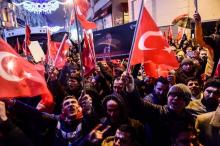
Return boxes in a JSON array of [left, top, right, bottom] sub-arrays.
[[163, 32, 167, 41], [25, 25, 31, 46], [75, 0, 90, 17], [34, 64, 45, 77], [167, 26, 173, 41], [177, 27, 184, 42], [22, 39, 31, 56], [46, 34, 69, 70], [129, 5, 179, 77], [70, 0, 96, 29], [76, 8, 96, 30], [0, 38, 53, 106], [82, 32, 96, 77]]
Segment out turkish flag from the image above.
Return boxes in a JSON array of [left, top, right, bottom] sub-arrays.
[[46, 34, 70, 70], [25, 25, 31, 46], [82, 32, 96, 77], [129, 5, 179, 77], [75, 0, 96, 30], [177, 27, 184, 42], [0, 38, 53, 106]]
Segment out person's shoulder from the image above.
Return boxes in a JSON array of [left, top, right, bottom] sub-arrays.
[[196, 111, 215, 123]]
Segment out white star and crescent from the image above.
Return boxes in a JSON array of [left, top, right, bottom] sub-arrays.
[[0, 51, 32, 82], [138, 31, 172, 53]]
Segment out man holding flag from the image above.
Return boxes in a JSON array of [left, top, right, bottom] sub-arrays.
[[127, 0, 179, 78]]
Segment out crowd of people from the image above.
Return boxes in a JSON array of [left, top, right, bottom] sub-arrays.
[[0, 13, 220, 146]]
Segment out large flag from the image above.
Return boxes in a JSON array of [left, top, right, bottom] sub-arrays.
[[46, 34, 70, 70], [82, 32, 96, 77], [129, 4, 179, 77], [0, 38, 53, 106], [74, 0, 96, 30]]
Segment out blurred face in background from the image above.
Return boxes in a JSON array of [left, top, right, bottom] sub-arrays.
[[113, 79, 124, 94], [67, 77, 80, 91], [154, 81, 169, 98], [187, 80, 200, 98], [176, 51, 185, 63], [114, 130, 133, 146], [106, 100, 120, 123], [203, 86, 220, 110], [182, 63, 193, 73], [199, 50, 208, 61]]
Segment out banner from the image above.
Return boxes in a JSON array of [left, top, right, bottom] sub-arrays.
[[93, 21, 136, 60]]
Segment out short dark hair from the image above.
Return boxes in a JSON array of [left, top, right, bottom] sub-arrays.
[[204, 78, 220, 90], [155, 76, 169, 85], [63, 95, 77, 103]]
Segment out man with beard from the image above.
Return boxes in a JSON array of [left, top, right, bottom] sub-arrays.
[[198, 48, 208, 74], [143, 77, 169, 105], [121, 72, 194, 146], [186, 78, 202, 101], [187, 78, 220, 118]]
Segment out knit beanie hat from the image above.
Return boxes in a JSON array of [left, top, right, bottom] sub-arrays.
[[168, 84, 192, 104], [181, 58, 194, 66]]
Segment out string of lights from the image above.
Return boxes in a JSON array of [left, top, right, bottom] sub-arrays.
[[13, 0, 72, 14]]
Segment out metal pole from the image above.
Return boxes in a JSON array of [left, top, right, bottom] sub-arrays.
[[73, 1, 85, 91], [194, 0, 198, 13]]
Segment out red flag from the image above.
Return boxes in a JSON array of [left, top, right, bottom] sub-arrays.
[[129, 5, 179, 77], [15, 38, 21, 53], [75, 0, 96, 30], [177, 27, 184, 42], [163, 32, 167, 41], [46, 35, 70, 70], [0, 38, 53, 106], [22, 39, 31, 56], [167, 26, 173, 41], [82, 32, 96, 76], [25, 25, 31, 46]]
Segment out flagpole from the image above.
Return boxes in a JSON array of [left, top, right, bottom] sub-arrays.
[[126, 0, 144, 72], [73, 0, 86, 92], [194, 0, 198, 13]]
